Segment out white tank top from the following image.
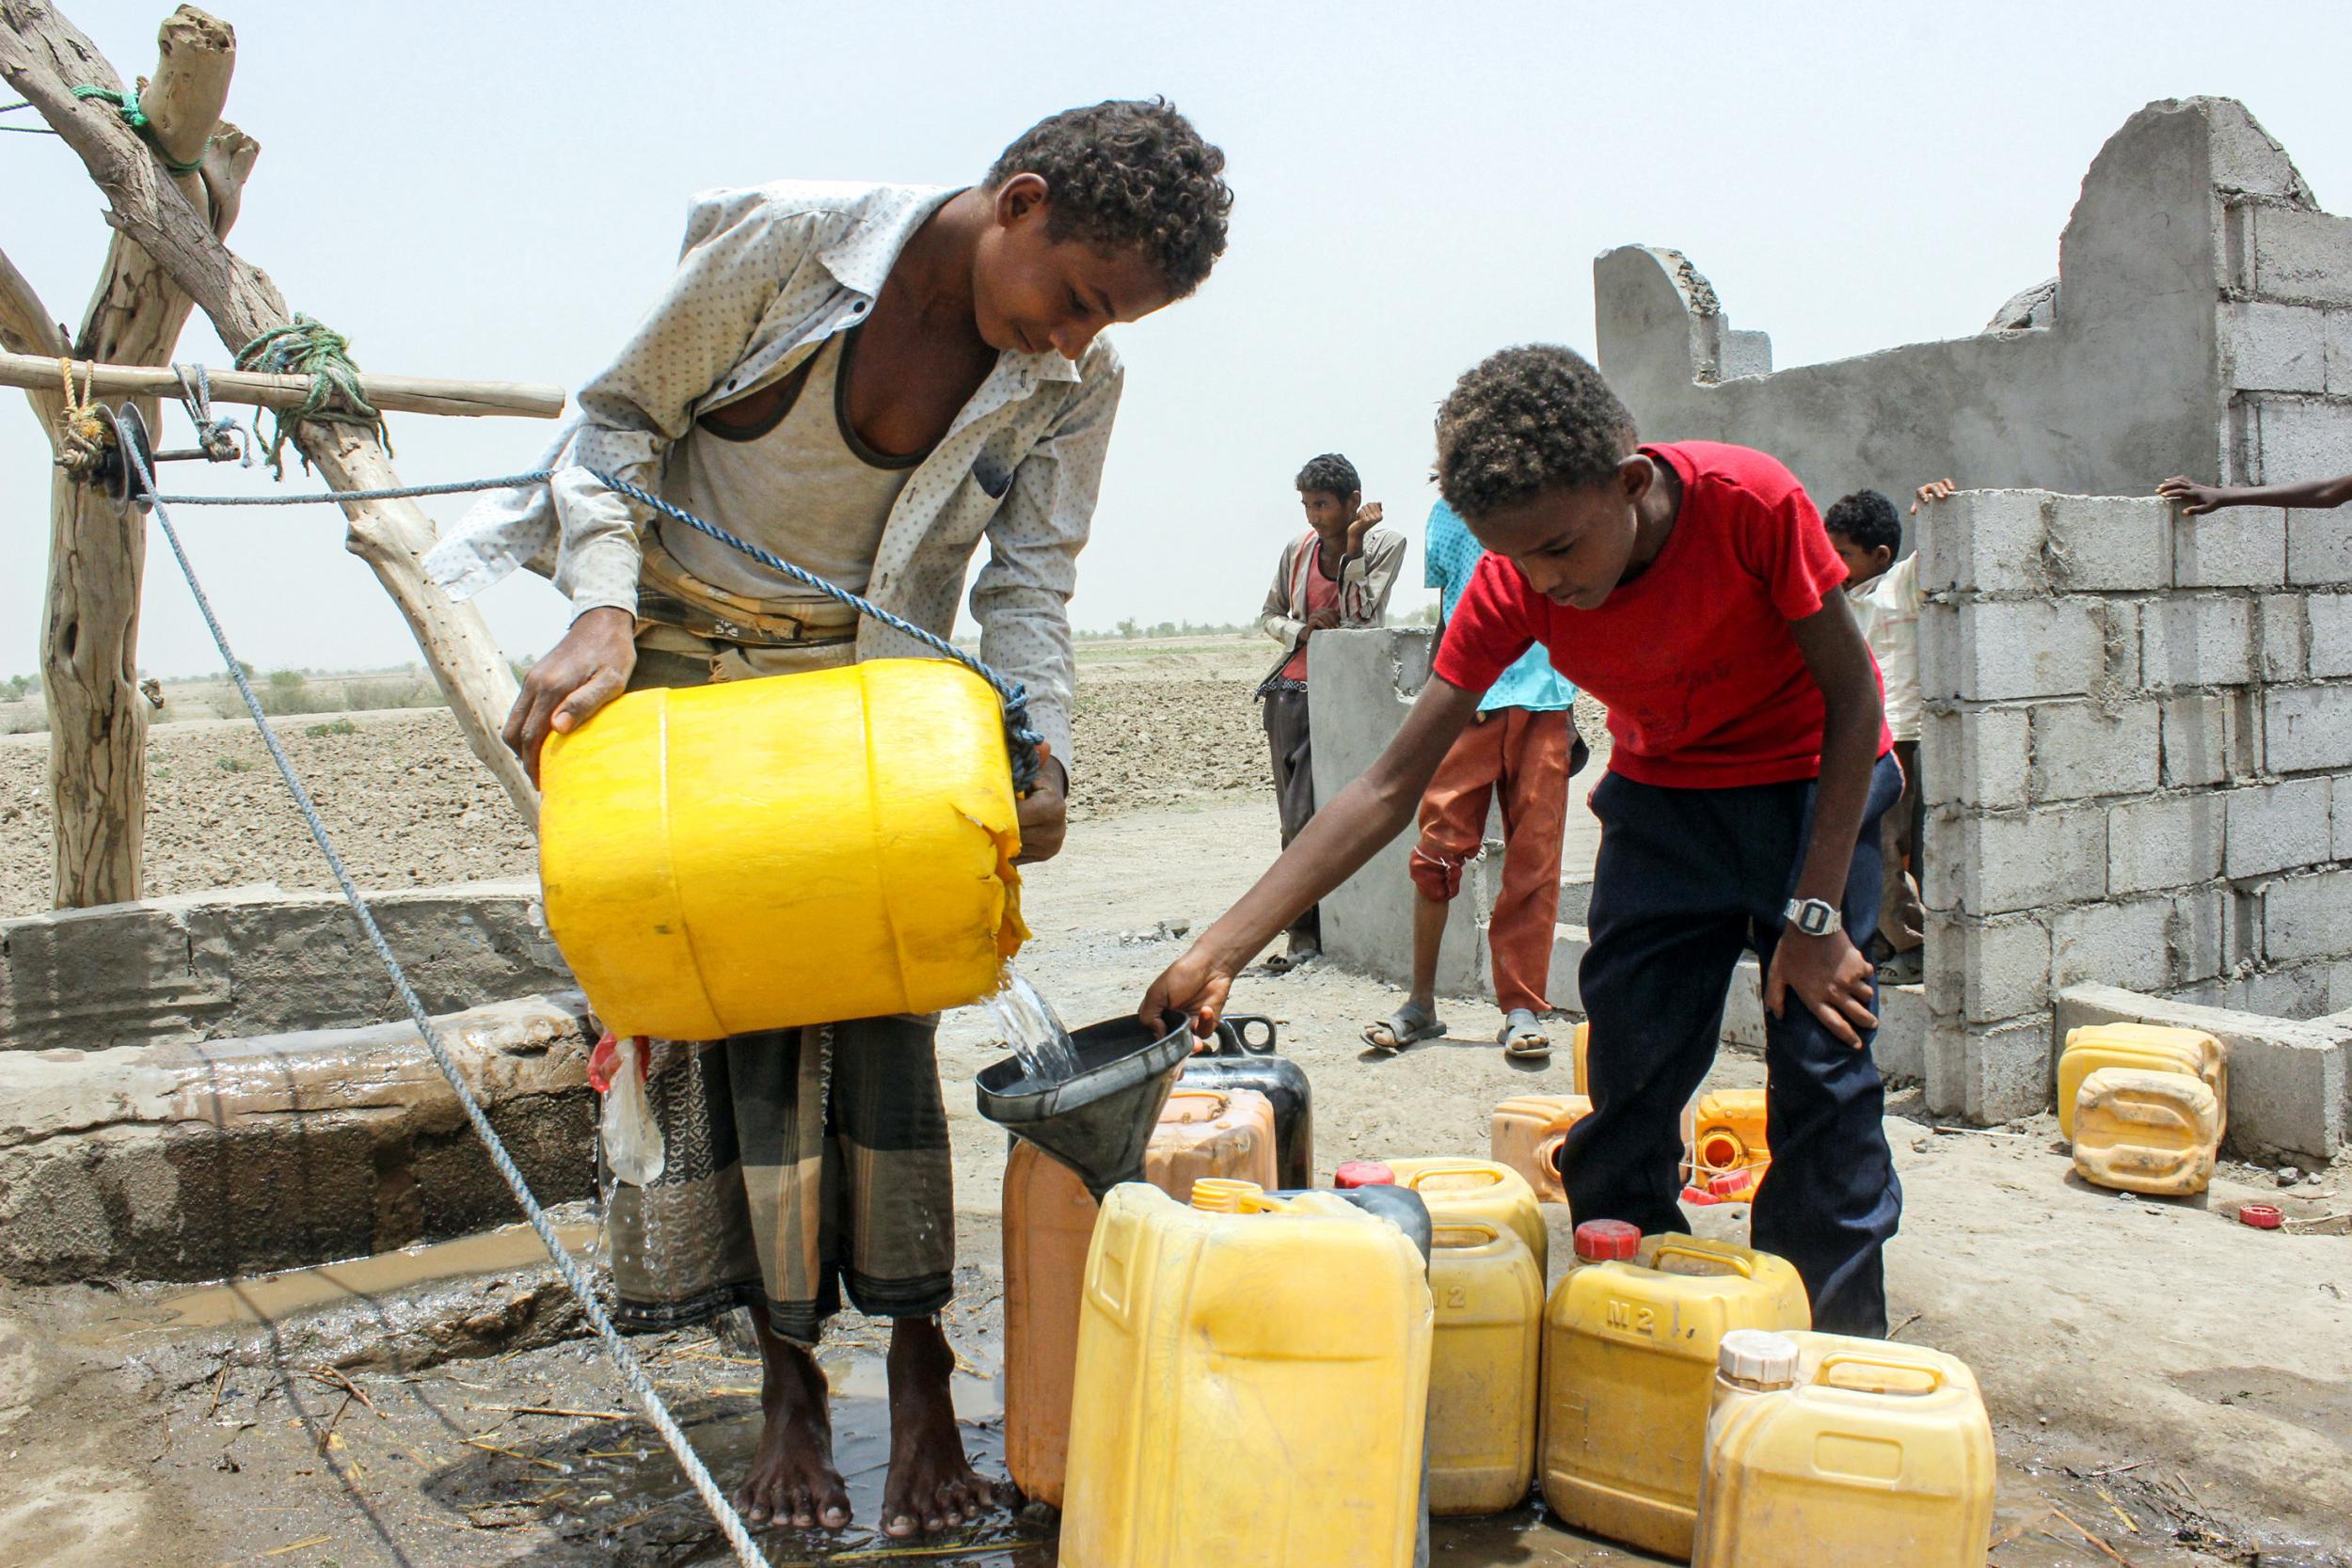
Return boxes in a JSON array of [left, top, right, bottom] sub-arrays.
[[660, 327, 926, 600]]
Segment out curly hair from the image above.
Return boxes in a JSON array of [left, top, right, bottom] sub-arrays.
[[1295, 452, 1361, 499], [987, 99, 1232, 299], [1823, 489, 1901, 555], [1434, 345, 1636, 520]]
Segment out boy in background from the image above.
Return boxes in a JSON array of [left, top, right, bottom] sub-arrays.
[[1152, 346, 1902, 1335], [2159, 468, 2352, 515], [1254, 452, 1406, 971], [1364, 498, 1586, 1058]]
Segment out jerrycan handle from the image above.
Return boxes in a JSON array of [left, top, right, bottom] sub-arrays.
[[1215, 1013, 1279, 1056], [1812, 1350, 1947, 1396], [1648, 1237, 1754, 1278]]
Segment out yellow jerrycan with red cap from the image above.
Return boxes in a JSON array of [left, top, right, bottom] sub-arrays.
[[537, 659, 1026, 1039]]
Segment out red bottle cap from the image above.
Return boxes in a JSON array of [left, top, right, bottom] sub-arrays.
[[1334, 1161, 1395, 1189], [1708, 1170, 1754, 1199], [1573, 1219, 1642, 1260], [2238, 1203, 2285, 1230]]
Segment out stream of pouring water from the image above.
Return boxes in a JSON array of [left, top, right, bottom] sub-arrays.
[[985, 963, 1082, 1085]]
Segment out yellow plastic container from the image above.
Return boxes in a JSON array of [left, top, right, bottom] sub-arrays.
[[1572, 1020, 1591, 1095], [1382, 1156, 1548, 1276], [1684, 1089, 1772, 1202], [1060, 1181, 1432, 1568], [2057, 1022, 2226, 1140], [1490, 1094, 1592, 1205], [1426, 1220, 1544, 1515], [2072, 1067, 2221, 1196], [1542, 1230, 1811, 1560], [1692, 1329, 1995, 1568], [539, 659, 1025, 1039]]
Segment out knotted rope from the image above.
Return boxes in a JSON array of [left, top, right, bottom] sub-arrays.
[[235, 315, 389, 477], [70, 83, 207, 174], [52, 356, 112, 479]]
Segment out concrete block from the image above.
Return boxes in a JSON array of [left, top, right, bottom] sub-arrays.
[[2265, 868, 2352, 963], [2308, 594, 2352, 676], [2169, 883, 2233, 988], [2259, 594, 2310, 681], [1722, 957, 1766, 1052], [2220, 299, 2328, 391], [1926, 1013, 2054, 1124], [2236, 963, 2338, 1022], [2056, 982, 2349, 1159], [2141, 595, 2256, 690], [2106, 792, 2226, 894], [2158, 691, 2252, 787], [1546, 923, 1587, 1016], [2051, 896, 2179, 994], [1915, 490, 2047, 596], [2327, 311, 2352, 396], [2288, 509, 2352, 586], [2172, 507, 2288, 589], [2265, 685, 2352, 773], [2042, 495, 2171, 591], [2250, 205, 2352, 306], [1947, 598, 2113, 703], [2254, 396, 2352, 485], [1555, 874, 1594, 927], [1926, 804, 2106, 917], [1923, 911, 2053, 1024], [1917, 705, 2029, 809], [2225, 777, 2334, 878], [2027, 700, 2160, 801]]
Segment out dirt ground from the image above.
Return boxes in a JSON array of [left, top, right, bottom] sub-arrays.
[[1, 636, 2348, 1566]]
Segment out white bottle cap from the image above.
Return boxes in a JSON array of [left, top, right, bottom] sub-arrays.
[[1718, 1329, 1800, 1388]]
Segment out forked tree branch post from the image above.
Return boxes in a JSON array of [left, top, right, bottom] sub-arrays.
[[1, 0, 543, 873]]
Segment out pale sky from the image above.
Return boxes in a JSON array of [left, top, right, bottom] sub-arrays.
[[6, 0, 2349, 678]]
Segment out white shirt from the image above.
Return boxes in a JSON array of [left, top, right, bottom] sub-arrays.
[[423, 180, 1124, 768], [1848, 552, 1922, 742]]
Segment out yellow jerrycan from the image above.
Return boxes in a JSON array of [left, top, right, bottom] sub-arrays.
[[1426, 1220, 1544, 1516], [2057, 1022, 2226, 1140], [539, 659, 1026, 1039], [1003, 1089, 1278, 1508], [1542, 1223, 1811, 1560], [1382, 1156, 1548, 1276], [1490, 1094, 1593, 1205], [1692, 1330, 1994, 1568], [1572, 1020, 1592, 1095], [2072, 1067, 2222, 1196], [1059, 1180, 1432, 1568], [1683, 1089, 1772, 1203]]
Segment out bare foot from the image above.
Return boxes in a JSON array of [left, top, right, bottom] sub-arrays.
[[881, 1316, 993, 1537], [734, 1313, 851, 1530]]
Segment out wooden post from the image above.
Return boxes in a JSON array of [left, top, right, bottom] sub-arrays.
[[1, 0, 541, 836], [0, 350, 567, 419]]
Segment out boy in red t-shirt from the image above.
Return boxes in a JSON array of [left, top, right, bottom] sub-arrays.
[[1146, 346, 1904, 1335]]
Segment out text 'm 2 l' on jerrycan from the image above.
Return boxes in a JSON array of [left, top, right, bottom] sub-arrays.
[[1491, 1094, 1593, 1204], [1542, 1224, 1810, 1560], [1003, 1087, 1277, 1508], [1426, 1220, 1544, 1516], [1059, 1180, 1433, 1568], [1693, 1330, 1995, 1568], [1381, 1157, 1548, 1277], [538, 658, 1026, 1039], [2056, 1022, 2227, 1141], [2072, 1067, 2222, 1196]]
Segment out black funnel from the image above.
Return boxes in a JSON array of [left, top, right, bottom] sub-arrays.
[[975, 1014, 1195, 1199]]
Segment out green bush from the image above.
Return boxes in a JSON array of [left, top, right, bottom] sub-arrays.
[[215, 754, 253, 772], [306, 717, 359, 737]]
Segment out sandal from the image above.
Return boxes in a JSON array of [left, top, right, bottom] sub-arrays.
[[1363, 1003, 1446, 1052], [1262, 941, 1320, 975], [1500, 1009, 1551, 1060]]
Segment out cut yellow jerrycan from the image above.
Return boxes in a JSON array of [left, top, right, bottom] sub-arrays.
[[1684, 1089, 1772, 1203], [1490, 1094, 1593, 1205], [539, 659, 1026, 1039], [2057, 1022, 2226, 1140], [1692, 1330, 1995, 1568], [1059, 1181, 1432, 1568], [1426, 1221, 1544, 1516], [1382, 1156, 1548, 1276], [2072, 1067, 2222, 1196], [1542, 1225, 1811, 1560]]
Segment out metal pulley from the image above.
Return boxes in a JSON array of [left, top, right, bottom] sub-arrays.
[[94, 401, 158, 515]]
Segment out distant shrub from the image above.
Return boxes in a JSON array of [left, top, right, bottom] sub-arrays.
[[215, 755, 253, 772], [306, 718, 358, 737]]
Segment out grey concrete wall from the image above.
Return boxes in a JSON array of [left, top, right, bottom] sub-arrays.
[[0, 880, 572, 1053], [1596, 98, 2326, 531], [1917, 489, 2352, 1139]]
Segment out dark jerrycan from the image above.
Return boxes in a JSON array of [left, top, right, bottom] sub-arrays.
[[1178, 1013, 1313, 1190]]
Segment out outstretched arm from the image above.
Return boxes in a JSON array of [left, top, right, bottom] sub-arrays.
[[2157, 472, 2352, 515], [1141, 674, 1484, 1033]]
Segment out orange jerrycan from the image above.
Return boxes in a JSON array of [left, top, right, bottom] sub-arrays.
[[1382, 1157, 1548, 1276], [1684, 1090, 1771, 1203], [1542, 1224, 1810, 1560], [1491, 1094, 1593, 1204], [2072, 1068, 2221, 1196], [539, 659, 1025, 1039], [2058, 1022, 2226, 1140], [1004, 1088, 1276, 1508], [1059, 1180, 1432, 1568], [1572, 1020, 1592, 1095], [1426, 1220, 1544, 1515], [1693, 1330, 1995, 1568]]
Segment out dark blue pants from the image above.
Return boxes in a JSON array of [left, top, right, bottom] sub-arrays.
[[1561, 754, 1905, 1336]]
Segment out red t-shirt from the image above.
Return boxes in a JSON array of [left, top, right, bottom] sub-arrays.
[[1432, 441, 1891, 789]]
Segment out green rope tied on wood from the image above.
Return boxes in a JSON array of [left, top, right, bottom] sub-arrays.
[[235, 315, 391, 477], [71, 84, 207, 175]]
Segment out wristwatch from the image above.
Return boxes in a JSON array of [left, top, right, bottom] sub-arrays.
[[1784, 896, 1839, 938]]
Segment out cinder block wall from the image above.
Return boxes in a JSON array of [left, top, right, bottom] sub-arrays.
[[1916, 489, 2352, 1122]]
